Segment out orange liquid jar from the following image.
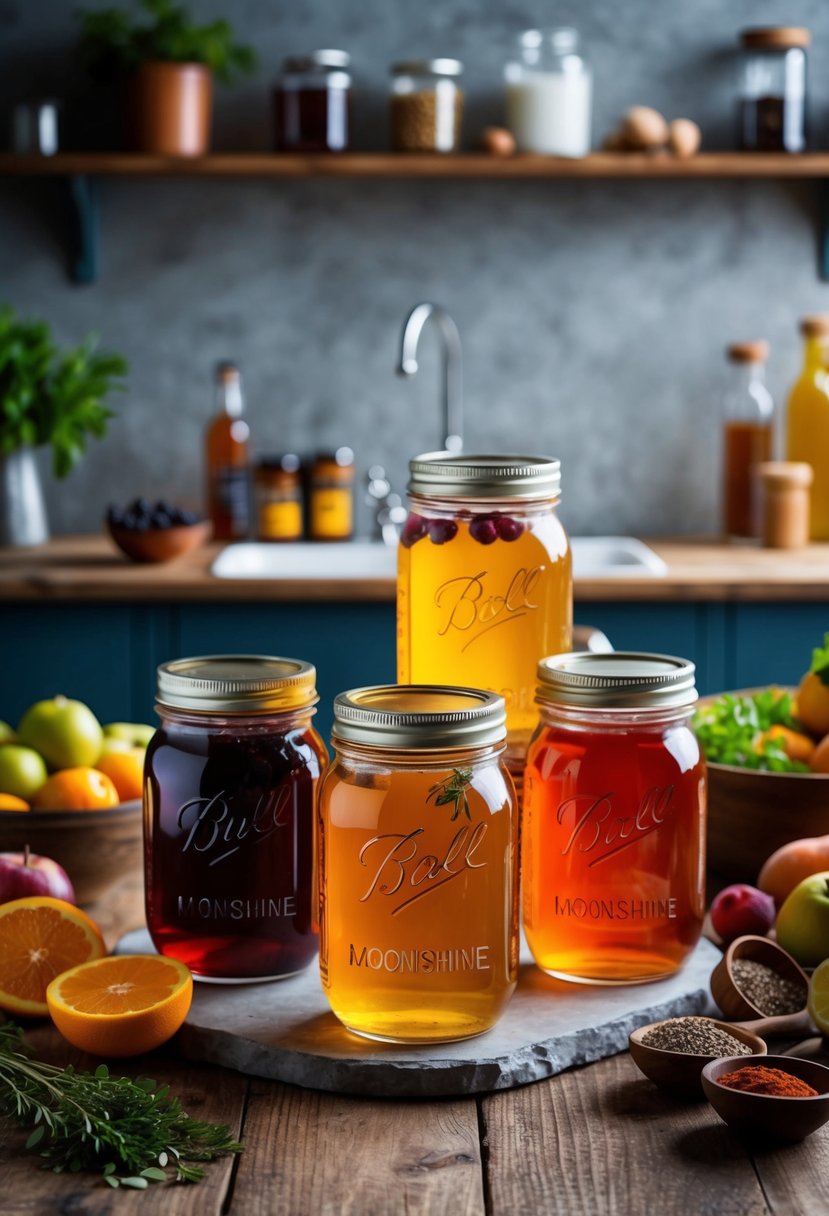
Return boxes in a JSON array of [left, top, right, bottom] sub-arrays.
[[523, 653, 706, 984], [319, 685, 518, 1042], [397, 454, 572, 780], [145, 655, 327, 982]]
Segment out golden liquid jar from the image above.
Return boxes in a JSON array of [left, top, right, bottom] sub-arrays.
[[523, 653, 707, 985], [397, 453, 572, 785], [319, 685, 518, 1043]]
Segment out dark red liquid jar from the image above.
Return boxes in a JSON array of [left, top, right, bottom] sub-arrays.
[[144, 655, 327, 982]]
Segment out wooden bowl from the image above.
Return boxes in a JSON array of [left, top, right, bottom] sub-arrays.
[[0, 801, 143, 906], [710, 935, 809, 1021], [108, 521, 209, 564], [702, 1055, 829, 1142], [629, 1017, 766, 1098], [700, 689, 829, 883]]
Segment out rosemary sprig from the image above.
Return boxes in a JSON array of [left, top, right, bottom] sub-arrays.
[[0, 1022, 242, 1189], [427, 768, 473, 821]]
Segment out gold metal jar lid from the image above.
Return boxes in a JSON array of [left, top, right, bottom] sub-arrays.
[[157, 655, 318, 714], [332, 685, 506, 749], [536, 653, 697, 711], [408, 452, 561, 501]]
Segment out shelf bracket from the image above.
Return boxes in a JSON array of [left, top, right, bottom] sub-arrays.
[[65, 174, 99, 284]]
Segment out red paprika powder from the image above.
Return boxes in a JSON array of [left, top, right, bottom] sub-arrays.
[[718, 1065, 818, 1097]]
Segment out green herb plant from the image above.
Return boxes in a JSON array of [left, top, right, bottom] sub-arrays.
[[0, 1022, 242, 1188], [810, 634, 829, 687], [427, 768, 474, 821], [78, 0, 256, 83], [0, 304, 127, 478], [692, 688, 810, 773]]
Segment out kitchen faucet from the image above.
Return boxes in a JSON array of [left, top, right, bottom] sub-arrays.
[[396, 303, 463, 453]]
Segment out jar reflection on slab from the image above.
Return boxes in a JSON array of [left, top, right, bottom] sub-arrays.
[[523, 653, 706, 985], [144, 655, 327, 982], [319, 685, 518, 1043]]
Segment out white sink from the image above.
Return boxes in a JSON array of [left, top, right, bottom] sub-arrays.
[[211, 538, 666, 580]]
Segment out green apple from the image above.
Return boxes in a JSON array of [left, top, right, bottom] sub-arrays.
[[103, 722, 155, 747], [776, 871, 829, 968], [18, 696, 103, 770], [0, 721, 16, 744], [99, 736, 133, 756], [0, 745, 48, 799]]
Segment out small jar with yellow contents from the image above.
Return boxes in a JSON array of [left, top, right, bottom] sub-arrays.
[[255, 454, 303, 542], [308, 447, 355, 541]]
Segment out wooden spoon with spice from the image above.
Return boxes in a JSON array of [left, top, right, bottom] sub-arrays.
[[710, 934, 812, 1037]]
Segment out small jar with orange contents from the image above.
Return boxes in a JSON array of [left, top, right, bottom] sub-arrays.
[[523, 653, 706, 985], [319, 684, 518, 1043]]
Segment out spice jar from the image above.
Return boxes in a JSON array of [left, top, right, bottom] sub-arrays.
[[273, 50, 352, 152], [397, 453, 572, 784], [523, 652, 706, 984], [722, 341, 774, 539], [255, 453, 303, 541], [758, 462, 813, 549], [390, 59, 464, 152], [505, 28, 592, 157], [319, 684, 518, 1042], [308, 447, 355, 541], [738, 27, 809, 153], [144, 655, 328, 982]]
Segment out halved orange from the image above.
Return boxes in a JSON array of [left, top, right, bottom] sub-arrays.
[[0, 897, 106, 1016], [46, 954, 193, 1057]]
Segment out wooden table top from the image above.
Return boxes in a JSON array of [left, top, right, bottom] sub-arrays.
[[1, 877, 826, 1215], [2, 534, 829, 603]]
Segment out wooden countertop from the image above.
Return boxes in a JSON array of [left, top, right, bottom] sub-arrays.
[[1, 534, 829, 603]]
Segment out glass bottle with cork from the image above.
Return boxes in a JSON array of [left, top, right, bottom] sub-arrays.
[[205, 361, 251, 541], [721, 340, 774, 539], [786, 315, 829, 539]]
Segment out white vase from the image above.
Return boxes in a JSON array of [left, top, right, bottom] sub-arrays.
[[0, 447, 49, 546]]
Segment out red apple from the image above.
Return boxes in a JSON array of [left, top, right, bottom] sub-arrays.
[[710, 883, 775, 944], [0, 847, 75, 904]]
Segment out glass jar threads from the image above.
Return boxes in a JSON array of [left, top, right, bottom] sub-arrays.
[[144, 655, 327, 982], [390, 59, 464, 152], [738, 27, 809, 153], [274, 50, 352, 153], [523, 653, 706, 985], [319, 685, 518, 1043], [505, 28, 592, 157], [397, 453, 572, 775]]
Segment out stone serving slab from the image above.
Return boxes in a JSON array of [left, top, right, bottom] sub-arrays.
[[118, 928, 721, 1098]]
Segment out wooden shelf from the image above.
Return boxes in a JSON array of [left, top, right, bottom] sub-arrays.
[[4, 150, 829, 178]]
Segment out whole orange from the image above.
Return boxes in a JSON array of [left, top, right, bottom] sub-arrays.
[[797, 671, 829, 738], [0, 793, 30, 811], [810, 733, 829, 774], [756, 724, 815, 765], [31, 767, 119, 811], [95, 748, 145, 802]]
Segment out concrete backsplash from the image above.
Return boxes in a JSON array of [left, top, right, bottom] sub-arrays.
[[3, 0, 829, 537]]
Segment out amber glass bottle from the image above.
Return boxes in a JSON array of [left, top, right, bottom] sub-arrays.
[[206, 361, 251, 540], [722, 341, 774, 538]]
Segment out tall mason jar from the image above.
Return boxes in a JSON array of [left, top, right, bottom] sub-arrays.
[[397, 453, 572, 783], [319, 684, 518, 1042], [144, 655, 327, 982], [523, 653, 706, 985]]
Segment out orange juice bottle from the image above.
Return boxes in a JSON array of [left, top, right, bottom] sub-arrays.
[[786, 315, 829, 539], [319, 685, 518, 1042]]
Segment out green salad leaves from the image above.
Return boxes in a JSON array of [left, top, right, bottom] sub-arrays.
[[692, 688, 811, 773]]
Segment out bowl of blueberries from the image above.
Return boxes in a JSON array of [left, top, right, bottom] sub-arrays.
[[106, 498, 210, 564]]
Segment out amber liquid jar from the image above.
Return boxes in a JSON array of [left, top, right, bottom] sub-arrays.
[[319, 685, 518, 1043], [144, 655, 327, 982], [523, 653, 706, 984]]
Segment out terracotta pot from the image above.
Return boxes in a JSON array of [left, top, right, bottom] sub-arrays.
[[128, 62, 212, 156]]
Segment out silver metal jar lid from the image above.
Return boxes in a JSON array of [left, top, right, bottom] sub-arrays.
[[283, 49, 351, 72], [332, 685, 506, 749], [536, 653, 697, 711], [391, 59, 464, 77], [157, 655, 318, 714], [408, 452, 561, 500]]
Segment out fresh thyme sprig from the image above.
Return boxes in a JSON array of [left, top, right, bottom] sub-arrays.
[[427, 768, 473, 821], [0, 1022, 242, 1189]]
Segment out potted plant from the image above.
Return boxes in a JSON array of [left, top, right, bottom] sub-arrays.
[[0, 305, 127, 547], [78, 0, 256, 156]]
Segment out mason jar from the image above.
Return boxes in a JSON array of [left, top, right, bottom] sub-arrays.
[[319, 684, 518, 1043], [523, 653, 706, 985], [144, 655, 328, 982], [505, 28, 592, 157], [397, 452, 572, 787], [390, 59, 464, 152]]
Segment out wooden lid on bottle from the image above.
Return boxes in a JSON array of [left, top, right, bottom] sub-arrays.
[[741, 27, 811, 50], [800, 315, 829, 337], [757, 462, 814, 488], [726, 341, 768, 364]]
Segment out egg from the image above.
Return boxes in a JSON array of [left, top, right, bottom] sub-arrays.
[[619, 106, 669, 151], [481, 127, 516, 156], [669, 118, 702, 159]]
